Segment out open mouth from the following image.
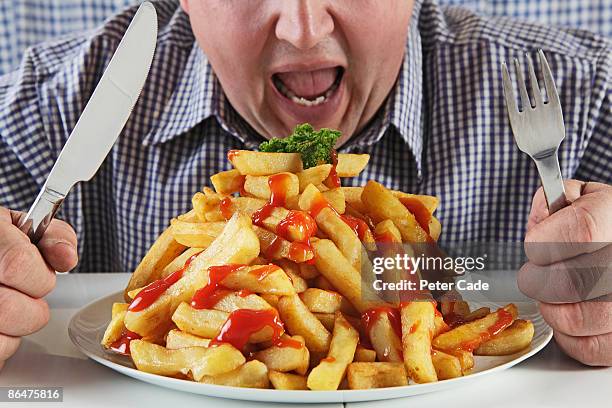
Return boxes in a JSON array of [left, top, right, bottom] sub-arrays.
[[272, 66, 344, 107]]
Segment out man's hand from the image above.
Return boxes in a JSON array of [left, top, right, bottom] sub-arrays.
[[0, 207, 78, 370], [518, 180, 612, 366]]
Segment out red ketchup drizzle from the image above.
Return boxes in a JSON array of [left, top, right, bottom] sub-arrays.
[[109, 330, 142, 355], [309, 194, 333, 219], [458, 309, 514, 352], [274, 337, 303, 349], [341, 215, 371, 241], [210, 309, 285, 351], [219, 197, 233, 220], [227, 150, 240, 162], [321, 356, 336, 363], [324, 150, 341, 188], [250, 264, 279, 281], [398, 197, 432, 235], [128, 251, 202, 312], [444, 302, 465, 327], [252, 174, 318, 263], [375, 232, 396, 244], [191, 264, 247, 310], [277, 211, 317, 242]]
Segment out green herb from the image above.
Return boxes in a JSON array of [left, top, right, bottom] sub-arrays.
[[259, 123, 341, 169]]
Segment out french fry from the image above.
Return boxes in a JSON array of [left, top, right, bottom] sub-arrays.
[[278, 294, 331, 353], [391, 191, 439, 214], [299, 185, 361, 269], [160, 247, 205, 279], [198, 360, 269, 388], [172, 303, 228, 338], [342, 187, 438, 215], [269, 371, 308, 390], [347, 362, 408, 389], [298, 263, 319, 279], [217, 264, 295, 296], [192, 192, 220, 222], [311, 239, 385, 313], [165, 329, 211, 349], [254, 226, 314, 263], [130, 340, 244, 380], [261, 294, 280, 308], [211, 292, 274, 313], [321, 189, 346, 214], [441, 300, 471, 322], [275, 260, 308, 293], [253, 335, 309, 375], [431, 350, 462, 380], [229, 151, 303, 175], [368, 311, 403, 362], [125, 224, 187, 300], [446, 349, 474, 372], [101, 308, 128, 348], [210, 169, 245, 195], [297, 165, 332, 191], [474, 319, 534, 356], [111, 302, 129, 318], [204, 196, 267, 222], [170, 219, 224, 248], [243, 173, 299, 201], [464, 307, 491, 322], [335, 154, 370, 177], [300, 288, 342, 314], [354, 346, 377, 363], [362, 181, 430, 243], [433, 304, 518, 352], [401, 301, 437, 383], [314, 313, 336, 331], [307, 314, 359, 390], [124, 213, 260, 338]]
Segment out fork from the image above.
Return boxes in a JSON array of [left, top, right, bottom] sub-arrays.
[[502, 49, 569, 214]]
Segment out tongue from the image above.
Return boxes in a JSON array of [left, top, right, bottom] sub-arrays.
[[277, 67, 338, 98]]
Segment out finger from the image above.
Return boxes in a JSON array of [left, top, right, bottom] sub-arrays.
[[37, 218, 78, 272], [525, 181, 612, 265], [0, 227, 56, 298], [539, 296, 612, 336], [554, 330, 612, 366], [0, 286, 49, 336], [0, 333, 20, 362], [518, 244, 612, 302], [526, 180, 585, 232]]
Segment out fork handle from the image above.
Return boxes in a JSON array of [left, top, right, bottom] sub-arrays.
[[533, 152, 569, 214], [16, 185, 66, 243]]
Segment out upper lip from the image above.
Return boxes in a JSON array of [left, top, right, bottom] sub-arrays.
[[270, 60, 347, 76]]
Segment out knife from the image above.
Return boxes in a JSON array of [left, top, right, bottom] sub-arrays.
[[16, 2, 157, 243]]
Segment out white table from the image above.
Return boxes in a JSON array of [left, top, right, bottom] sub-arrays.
[[1, 273, 610, 407]]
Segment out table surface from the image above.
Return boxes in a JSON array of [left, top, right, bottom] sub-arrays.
[[1, 273, 610, 408]]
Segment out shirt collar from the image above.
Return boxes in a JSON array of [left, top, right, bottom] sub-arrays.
[[143, 2, 425, 173]]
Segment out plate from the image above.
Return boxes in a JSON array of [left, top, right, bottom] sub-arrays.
[[68, 291, 552, 403]]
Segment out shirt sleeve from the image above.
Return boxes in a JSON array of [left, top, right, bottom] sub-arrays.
[[574, 48, 612, 185]]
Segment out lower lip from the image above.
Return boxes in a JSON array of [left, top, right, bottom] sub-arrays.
[[269, 73, 345, 124]]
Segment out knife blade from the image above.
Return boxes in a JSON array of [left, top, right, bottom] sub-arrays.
[[17, 2, 157, 243]]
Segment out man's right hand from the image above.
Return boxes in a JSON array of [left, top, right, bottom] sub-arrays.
[[0, 206, 78, 370]]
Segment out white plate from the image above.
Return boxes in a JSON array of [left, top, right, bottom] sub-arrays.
[[68, 291, 552, 403]]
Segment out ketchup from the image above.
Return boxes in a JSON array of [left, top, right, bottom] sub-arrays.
[[109, 329, 142, 355], [321, 356, 337, 363], [398, 197, 431, 235], [210, 308, 285, 351], [191, 264, 247, 310], [219, 197, 233, 220], [324, 151, 341, 188], [309, 194, 333, 219], [341, 215, 371, 241], [288, 242, 314, 263], [276, 211, 317, 242], [252, 203, 276, 226], [262, 235, 284, 260], [274, 337, 303, 349], [268, 173, 292, 207], [250, 264, 279, 281], [227, 150, 240, 162], [128, 251, 202, 312], [457, 308, 514, 351]]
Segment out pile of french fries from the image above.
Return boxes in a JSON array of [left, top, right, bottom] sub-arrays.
[[102, 149, 535, 390]]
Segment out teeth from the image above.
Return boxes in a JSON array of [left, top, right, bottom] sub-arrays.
[[291, 95, 327, 107]]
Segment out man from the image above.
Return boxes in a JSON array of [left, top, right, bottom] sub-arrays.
[[0, 0, 609, 370]]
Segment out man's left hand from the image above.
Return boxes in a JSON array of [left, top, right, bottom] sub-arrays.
[[518, 179, 612, 366]]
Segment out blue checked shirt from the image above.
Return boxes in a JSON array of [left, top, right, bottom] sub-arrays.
[[0, 0, 610, 273]]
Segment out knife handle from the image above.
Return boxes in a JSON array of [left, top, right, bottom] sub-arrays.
[[16, 185, 66, 244]]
